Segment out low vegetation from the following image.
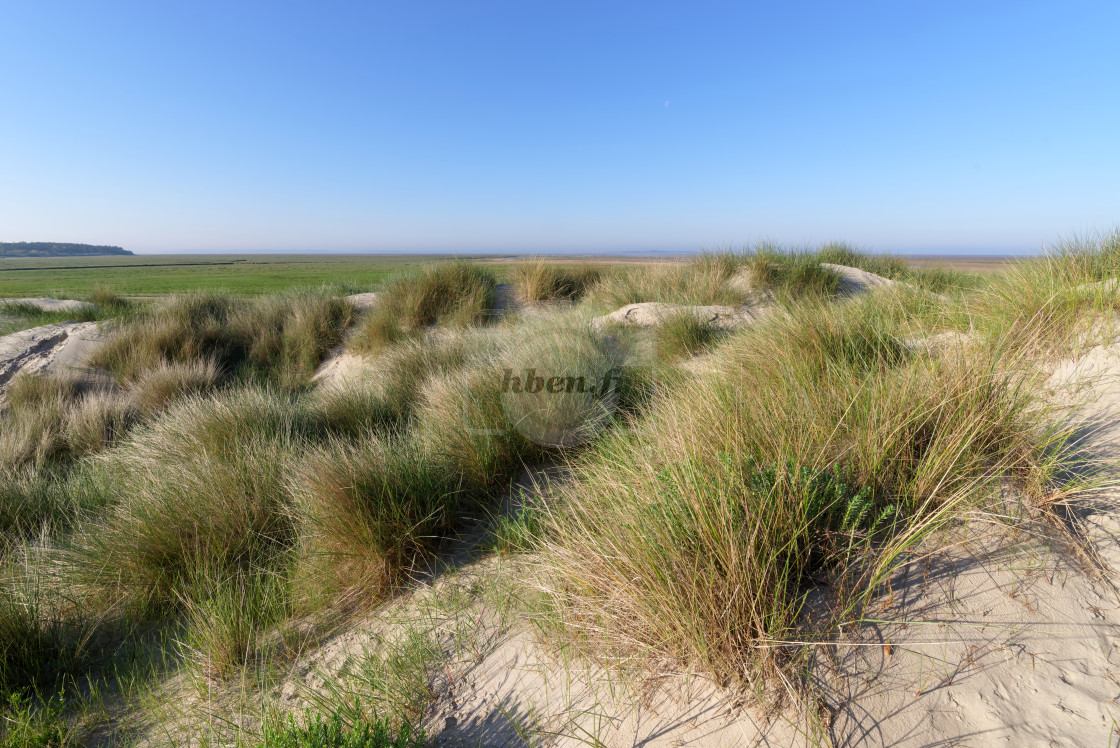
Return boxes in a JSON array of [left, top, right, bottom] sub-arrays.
[[258, 711, 423, 748], [0, 238, 1111, 743], [0, 291, 132, 337]]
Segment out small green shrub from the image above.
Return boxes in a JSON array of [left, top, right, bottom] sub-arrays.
[[0, 688, 73, 748], [259, 711, 423, 748]]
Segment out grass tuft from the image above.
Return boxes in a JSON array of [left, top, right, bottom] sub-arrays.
[[89, 290, 353, 391], [540, 294, 1079, 684], [654, 311, 726, 360], [289, 435, 459, 610], [126, 358, 221, 414], [349, 261, 496, 355], [511, 259, 602, 302]]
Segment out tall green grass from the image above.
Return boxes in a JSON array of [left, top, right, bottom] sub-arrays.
[[0, 287, 134, 338], [289, 435, 461, 609], [967, 231, 1120, 356], [349, 262, 496, 355], [815, 241, 977, 295], [539, 294, 1080, 684], [585, 254, 748, 308], [90, 289, 353, 391], [59, 388, 318, 613], [584, 247, 842, 309], [582, 243, 975, 311], [0, 374, 133, 470], [654, 311, 726, 360], [510, 259, 602, 302]]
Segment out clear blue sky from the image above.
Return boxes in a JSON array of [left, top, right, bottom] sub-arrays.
[[2, 1, 1117, 255]]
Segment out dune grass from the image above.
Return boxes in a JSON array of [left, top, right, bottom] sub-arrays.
[[289, 435, 462, 609], [964, 230, 1120, 357], [814, 241, 978, 295], [0, 288, 135, 337], [584, 247, 844, 309], [349, 262, 496, 355], [0, 373, 133, 471], [510, 259, 602, 302], [1, 241, 1114, 739], [59, 389, 301, 615], [585, 254, 748, 308], [582, 243, 976, 312], [89, 289, 354, 391], [126, 358, 221, 414], [538, 294, 1082, 684], [654, 311, 726, 360], [178, 565, 290, 684]]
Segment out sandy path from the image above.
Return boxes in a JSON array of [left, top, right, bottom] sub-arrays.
[[0, 321, 113, 402]]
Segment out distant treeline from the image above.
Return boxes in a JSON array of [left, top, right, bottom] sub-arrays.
[[0, 242, 133, 257]]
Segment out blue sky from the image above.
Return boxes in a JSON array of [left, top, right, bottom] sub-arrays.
[[1, 1, 1117, 255]]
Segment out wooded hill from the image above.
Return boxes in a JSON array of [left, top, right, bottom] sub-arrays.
[[0, 242, 132, 257]]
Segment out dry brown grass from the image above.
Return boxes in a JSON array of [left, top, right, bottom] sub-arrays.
[[126, 358, 221, 414]]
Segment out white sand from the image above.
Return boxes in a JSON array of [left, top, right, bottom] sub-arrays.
[[0, 321, 113, 403], [591, 301, 770, 331], [821, 263, 900, 296], [0, 297, 97, 313], [344, 292, 381, 310]]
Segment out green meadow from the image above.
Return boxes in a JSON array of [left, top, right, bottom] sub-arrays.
[[0, 254, 479, 298]]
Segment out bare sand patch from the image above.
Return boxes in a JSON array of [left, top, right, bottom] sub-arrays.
[[0, 296, 97, 313], [344, 292, 381, 310], [591, 301, 769, 331], [0, 321, 116, 408]]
